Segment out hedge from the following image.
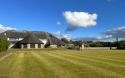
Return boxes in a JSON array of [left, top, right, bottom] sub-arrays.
[[0, 38, 9, 52]]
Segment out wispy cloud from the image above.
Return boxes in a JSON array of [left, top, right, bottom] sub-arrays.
[[75, 26, 125, 42], [75, 35, 113, 42], [75, 37, 100, 41], [107, 0, 112, 2], [0, 24, 16, 33], [56, 21, 61, 26], [103, 26, 125, 38], [63, 34, 71, 40], [52, 31, 71, 40], [63, 11, 98, 31]]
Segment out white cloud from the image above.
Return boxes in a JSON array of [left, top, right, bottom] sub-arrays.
[[56, 21, 61, 26], [63, 11, 98, 28], [0, 24, 15, 33]]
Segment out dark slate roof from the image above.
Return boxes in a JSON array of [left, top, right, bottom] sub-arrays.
[[0, 30, 64, 45], [20, 34, 43, 44], [49, 34, 65, 45], [0, 30, 47, 39]]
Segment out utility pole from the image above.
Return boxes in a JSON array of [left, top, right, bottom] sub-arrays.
[[110, 41, 112, 50], [116, 36, 119, 49], [4, 33, 8, 50]]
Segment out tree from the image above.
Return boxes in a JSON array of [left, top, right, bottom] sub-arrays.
[[61, 38, 69, 44], [73, 41, 83, 46], [117, 40, 125, 49]]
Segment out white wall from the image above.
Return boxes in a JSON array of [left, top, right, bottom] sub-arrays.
[[9, 43, 15, 48], [39, 39, 47, 45]]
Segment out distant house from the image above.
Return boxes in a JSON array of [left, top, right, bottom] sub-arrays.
[[0, 30, 64, 49]]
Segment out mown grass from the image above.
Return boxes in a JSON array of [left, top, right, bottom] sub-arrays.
[[0, 49, 125, 78]]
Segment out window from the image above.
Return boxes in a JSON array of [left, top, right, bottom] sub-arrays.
[[30, 44, 35, 48], [23, 44, 27, 48], [38, 44, 41, 48]]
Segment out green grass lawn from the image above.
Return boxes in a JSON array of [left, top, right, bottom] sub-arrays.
[[0, 49, 125, 78]]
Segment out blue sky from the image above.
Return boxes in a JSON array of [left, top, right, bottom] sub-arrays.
[[0, 0, 125, 39]]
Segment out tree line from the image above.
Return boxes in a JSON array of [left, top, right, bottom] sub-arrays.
[[61, 38, 125, 49], [0, 38, 9, 52]]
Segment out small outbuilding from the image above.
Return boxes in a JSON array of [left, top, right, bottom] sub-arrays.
[[20, 34, 44, 49]]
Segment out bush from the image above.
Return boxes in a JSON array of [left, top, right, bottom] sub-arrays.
[[0, 38, 9, 52]]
